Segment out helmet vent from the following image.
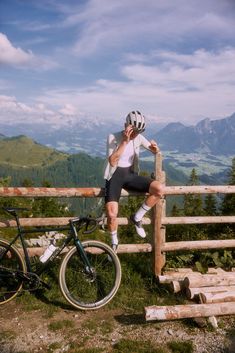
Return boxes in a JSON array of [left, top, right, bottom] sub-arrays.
[[125, 110, 146, 132]]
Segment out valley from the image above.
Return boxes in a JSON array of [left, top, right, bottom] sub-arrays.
[[0, 112, 234, 188]]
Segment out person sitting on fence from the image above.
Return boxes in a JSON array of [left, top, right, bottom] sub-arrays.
[[104, 110, 163, 251]]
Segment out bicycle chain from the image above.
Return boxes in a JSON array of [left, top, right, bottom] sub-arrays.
[[0, 266, 47, 295]]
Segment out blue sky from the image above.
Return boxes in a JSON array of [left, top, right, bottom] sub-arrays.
[[0, 0, 235, 128]]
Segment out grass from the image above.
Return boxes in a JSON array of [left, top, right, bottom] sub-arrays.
[[16, 291, 48, 311], [81, 317, 114, 337], [0, 135, 67, 167], [112, 339, 168, 353], [15, 259, 72, 317], [81, 318, 99, 334], [0, 330, 17, 341], [13, 251, 177, 316], [168, 340, 194, 353], [73, 349, 104, 353], [48, 319, 75, 331], [109, 253, 179, 312], [47, 342, 62, 352], [100, 320, 114, 335], [16, 290, 59, 318]]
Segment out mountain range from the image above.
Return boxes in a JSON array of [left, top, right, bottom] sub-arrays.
[[0, 112, 234, 186], [156, 113, 235, 155], [0, 113, 234, 157]]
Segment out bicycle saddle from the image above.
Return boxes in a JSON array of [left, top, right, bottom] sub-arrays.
[[3, 207, 30, 215]]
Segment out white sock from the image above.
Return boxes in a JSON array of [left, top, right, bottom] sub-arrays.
[[110, 230, 118, 245], [134, 202, 151, 221]]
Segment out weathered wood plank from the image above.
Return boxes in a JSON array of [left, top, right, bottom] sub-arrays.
[[162, 239, 235, 252], [0, 185, 234, 198], [18, 243, 153, 257], [145, 302, 235, 321]]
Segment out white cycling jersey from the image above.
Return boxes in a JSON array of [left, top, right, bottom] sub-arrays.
[[117, 140, 135, 168], [104, 131, 151, 181]]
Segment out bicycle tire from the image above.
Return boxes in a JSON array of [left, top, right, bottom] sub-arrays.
[[0, 238, 26, 304], [59, 240, 121, 310]]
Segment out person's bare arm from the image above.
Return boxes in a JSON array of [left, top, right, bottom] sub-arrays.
[[108, 125, 133, 167], [140, 135, 160, 154], [148, 140, 160, 154]]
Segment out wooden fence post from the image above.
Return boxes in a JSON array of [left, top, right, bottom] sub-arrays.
[[152, 153, 165, 276], [161, 172, 166, 270]]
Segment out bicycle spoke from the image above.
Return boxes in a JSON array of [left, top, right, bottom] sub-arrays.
[[59, 241, 121, 310]]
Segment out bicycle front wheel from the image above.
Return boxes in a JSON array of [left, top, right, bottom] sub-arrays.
[[0, 239, 26, 304], [59, 240, 121, 310]]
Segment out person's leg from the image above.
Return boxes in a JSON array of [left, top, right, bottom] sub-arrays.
[[105, 167, 129, 248], [105, 201, 119, 250], [135, 180, 163, 219], [130, 179, 164, 237], [105, 169, 125, 249]]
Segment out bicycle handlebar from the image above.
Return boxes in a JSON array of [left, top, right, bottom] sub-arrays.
[[2, 206, 103, 234], [71, 217, 99, 234]]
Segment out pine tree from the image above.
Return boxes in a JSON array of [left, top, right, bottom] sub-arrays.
[[171, 204, 181, 216], [221, 158, 235, 215], [0, 177, 11, 186], [167, 204, 185, 242], [182, 169, 205, 241], [31, 180, 72, 217], [22, 178, 34, 187], [204, 194, 217, 216], [184, 168, 203, 216], [203, 194, 219, 239]]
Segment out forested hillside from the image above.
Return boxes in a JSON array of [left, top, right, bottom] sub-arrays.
[[0, 135, 67, 167], [0, 135, 103, 186], [0, 134, 189, 188], [0, 153, 104, 187]]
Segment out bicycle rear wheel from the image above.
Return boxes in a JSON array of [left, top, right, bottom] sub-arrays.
[[59, 240, 121, 310], [0, 239, 26, 304]]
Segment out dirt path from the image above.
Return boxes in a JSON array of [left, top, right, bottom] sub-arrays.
[[0, 300, 235, 353]]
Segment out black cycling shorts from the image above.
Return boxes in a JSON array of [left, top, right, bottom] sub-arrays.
[[105, 166, 153, 203]]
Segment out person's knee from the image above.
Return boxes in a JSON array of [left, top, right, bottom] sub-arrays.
[[150, 181, 164, 198], [106, 205, 118, 225]]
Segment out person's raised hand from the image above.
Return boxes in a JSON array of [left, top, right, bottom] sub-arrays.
[[149, 140, 160, 154], [122, 125, 134, 142]]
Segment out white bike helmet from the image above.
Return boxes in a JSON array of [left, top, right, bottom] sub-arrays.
[[126, 111, 146, 132]]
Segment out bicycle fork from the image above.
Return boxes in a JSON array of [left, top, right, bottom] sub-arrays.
[[70, 222, 94, 276]]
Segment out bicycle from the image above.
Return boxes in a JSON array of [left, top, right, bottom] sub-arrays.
[[0, 207, 121, 310]]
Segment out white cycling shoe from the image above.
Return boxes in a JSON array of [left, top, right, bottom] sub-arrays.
[[130, 214, 146, 238], [111, 244, 118, 253]]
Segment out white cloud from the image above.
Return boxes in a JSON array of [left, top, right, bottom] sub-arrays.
[[30, 47, 235, 124], [63, 0, 235, 58], [59, 103, 77, 115], [1, 41, 235, 129], [0, 33, 58, 70], [0, 95, 56, 125], [0, 95, 87, 129], [0, 33, 35, 66], [122, 48, 235, 91]]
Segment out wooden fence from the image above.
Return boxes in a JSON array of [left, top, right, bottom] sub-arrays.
[[0, 153, 235, 276]]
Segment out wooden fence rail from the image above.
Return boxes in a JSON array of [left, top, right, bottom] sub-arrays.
[[0, 153, 234, 276], [0, 185, 234, 197], [0, 216, 234, 228]]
